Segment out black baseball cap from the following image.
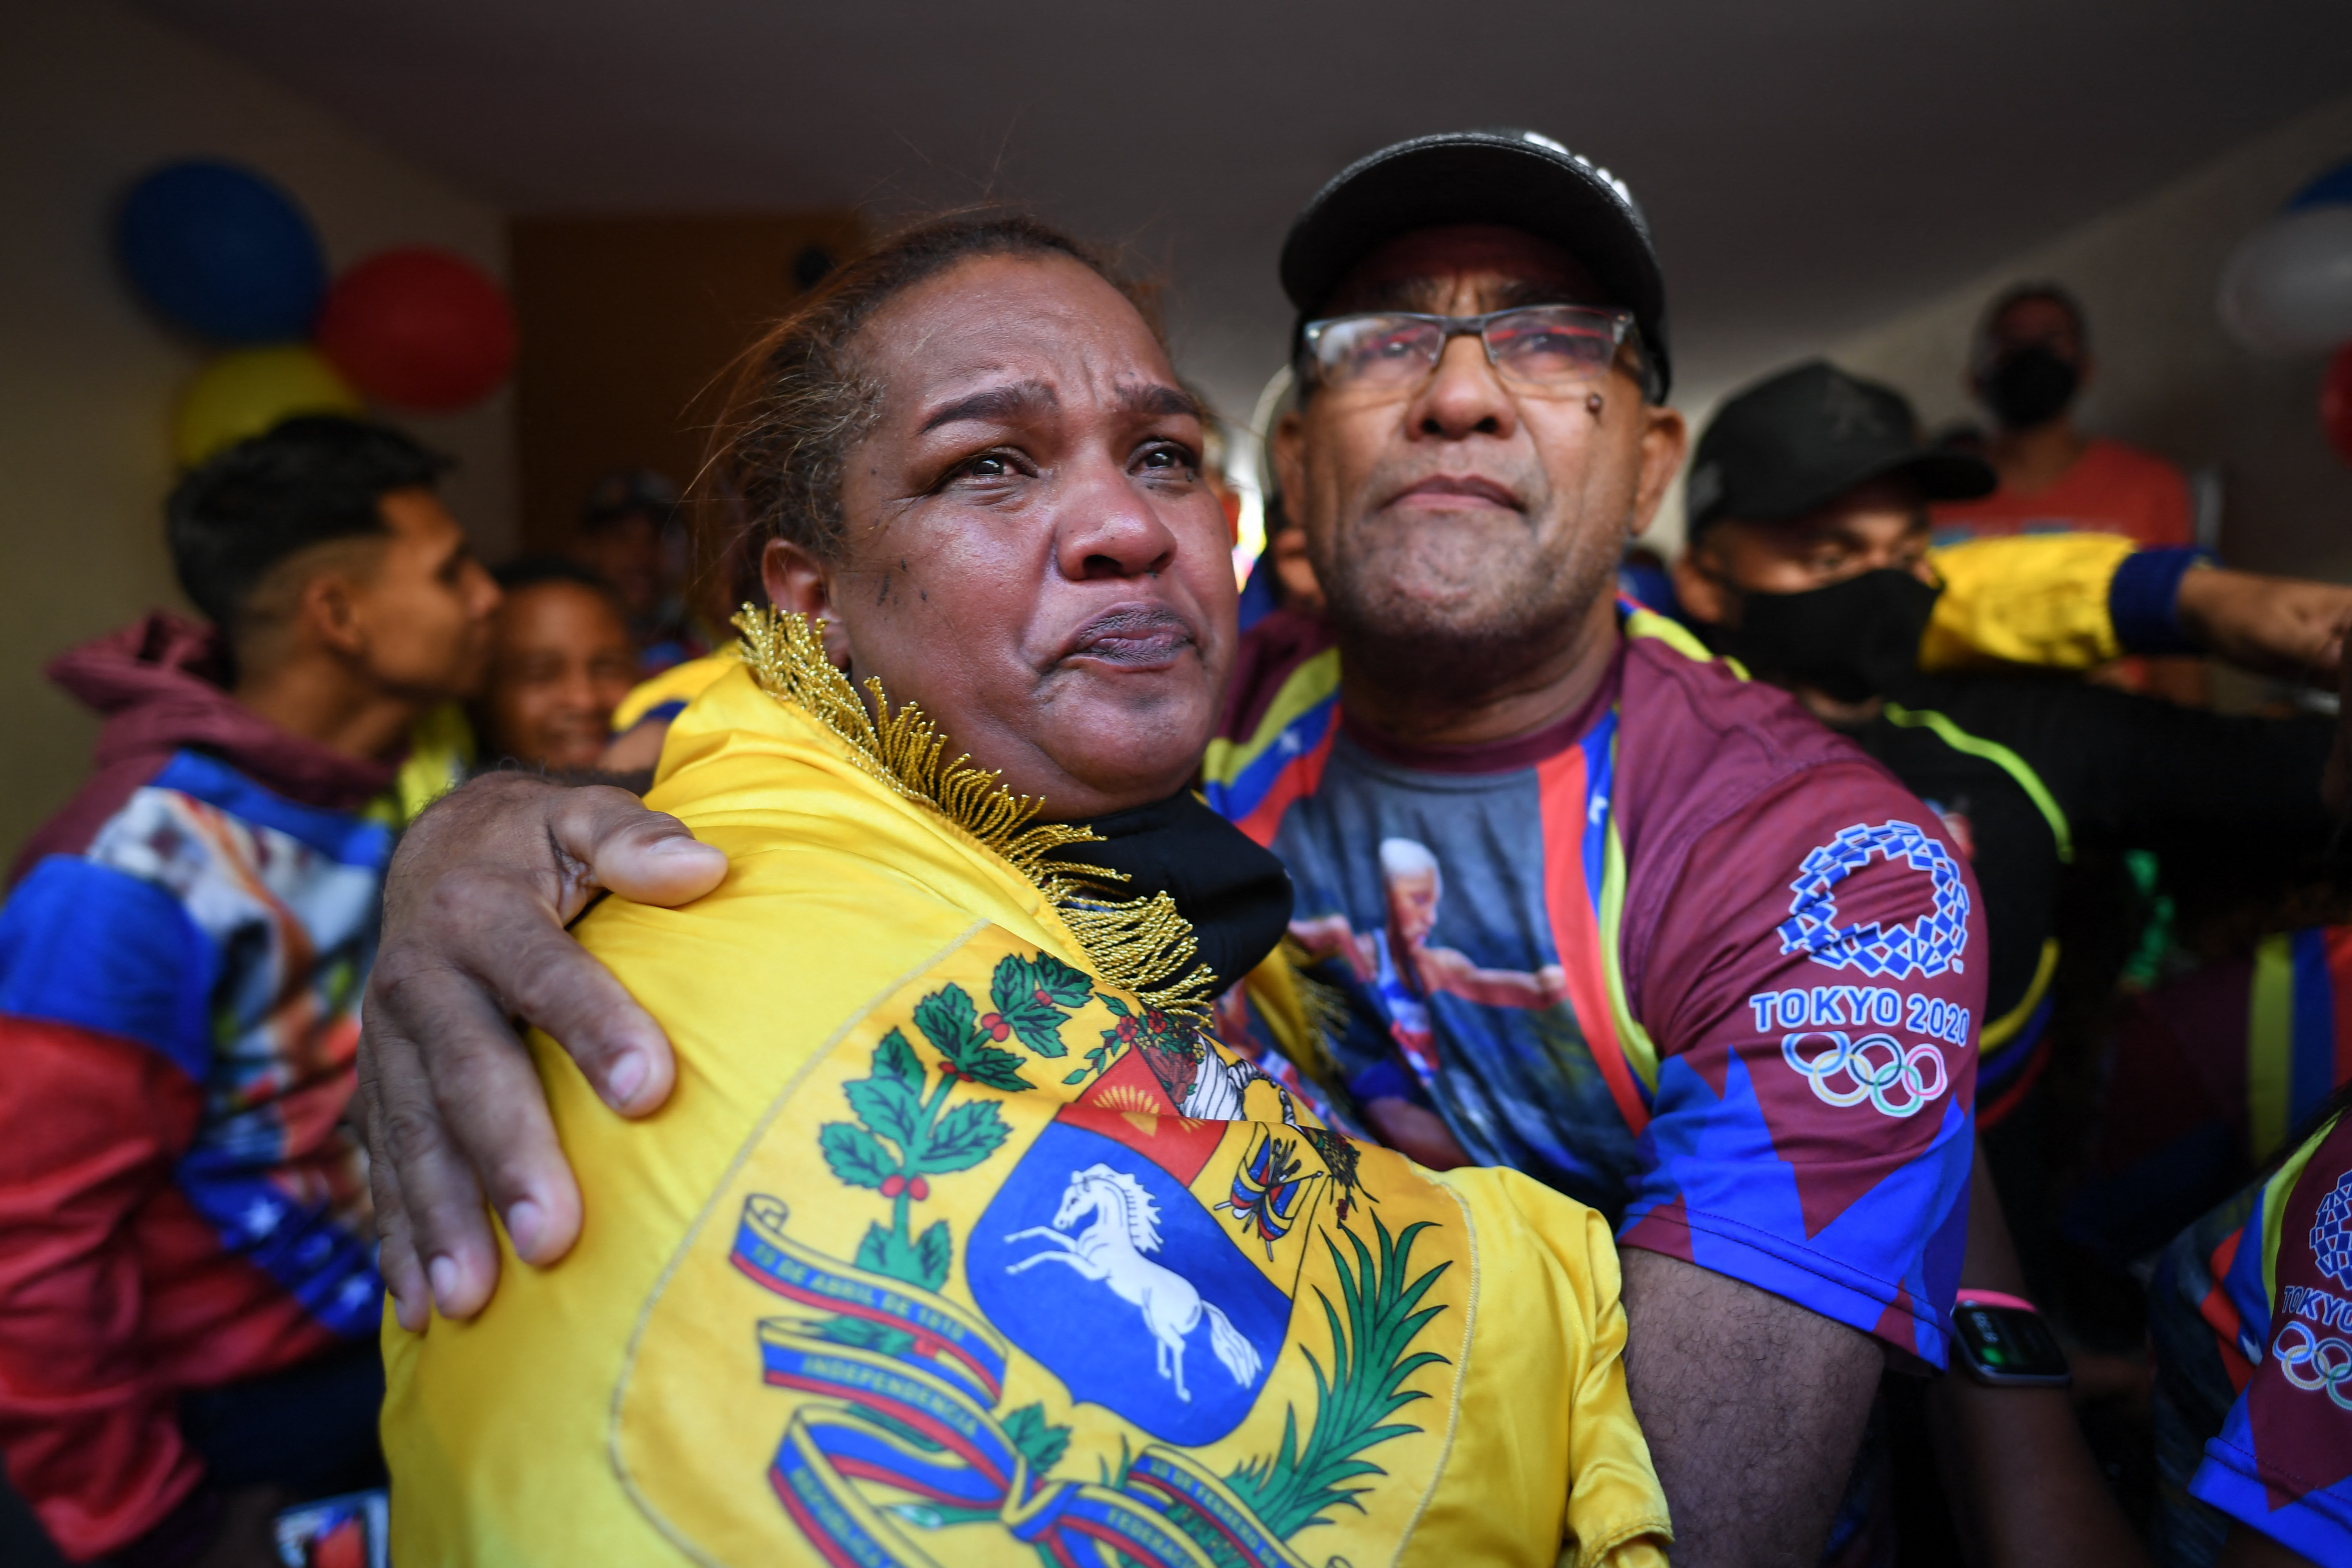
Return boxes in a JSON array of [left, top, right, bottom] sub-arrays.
[[1279, 128, 1672, 401], [1686, 361, 1994, 536]]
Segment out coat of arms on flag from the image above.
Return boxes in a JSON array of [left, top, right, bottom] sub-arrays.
[[612, 928, 1471, 1568]]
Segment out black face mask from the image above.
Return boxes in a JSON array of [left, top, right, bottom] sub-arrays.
[[1712, 568, 1941, 705], [1046, 790, 1294, 992], [1984, 346, 2079, 429]]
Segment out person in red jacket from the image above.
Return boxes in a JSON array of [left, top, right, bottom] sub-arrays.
[[0, 416, 497, 1565]]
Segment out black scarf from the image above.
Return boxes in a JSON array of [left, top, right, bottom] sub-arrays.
[[1052, 791, 1294, 992]]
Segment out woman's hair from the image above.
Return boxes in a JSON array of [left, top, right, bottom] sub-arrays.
[[708, 212, 1157, 565]]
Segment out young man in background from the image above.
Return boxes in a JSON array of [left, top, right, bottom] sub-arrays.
[[1673, 360, 2338, 1135], [0, 416, 497, 1565]]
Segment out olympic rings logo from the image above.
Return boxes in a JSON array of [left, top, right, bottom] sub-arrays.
[[1781, 1030, 1949, 1119], [2274, 1318, 2352, 1411]]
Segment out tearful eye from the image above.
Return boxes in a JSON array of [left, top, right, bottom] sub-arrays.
[[1136, 444, 1197, 474]]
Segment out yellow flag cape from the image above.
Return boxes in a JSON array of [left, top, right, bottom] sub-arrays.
[[383, 611, 1669, 1568]]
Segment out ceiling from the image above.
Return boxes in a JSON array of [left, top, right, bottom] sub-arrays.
[[134, 0, 2352, 418]]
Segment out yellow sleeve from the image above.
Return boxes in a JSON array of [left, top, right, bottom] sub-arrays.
[[1919, 533, 2137, 673], [1408, 1166, 1672, 1568], [611, 647, 740, 732], [365, 701, 476, 827]]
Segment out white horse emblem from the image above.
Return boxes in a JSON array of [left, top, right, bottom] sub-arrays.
[[1004, 1163, 1263, 1403]]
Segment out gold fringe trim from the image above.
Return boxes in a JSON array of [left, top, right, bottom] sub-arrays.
[[1279, 934, 1354, 1083], [735, 606, 1215, 1025]]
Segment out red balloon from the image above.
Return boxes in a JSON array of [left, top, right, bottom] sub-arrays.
[[2327, 341, 2352, 468], [316, 246, 515, 411]]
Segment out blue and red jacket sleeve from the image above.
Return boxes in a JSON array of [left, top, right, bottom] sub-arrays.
[[1616, 763, 1982, 1369], [0, 858, 215, 1559]]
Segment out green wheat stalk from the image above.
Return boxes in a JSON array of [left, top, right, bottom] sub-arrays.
[[1224, 1215, 1451, 1539]]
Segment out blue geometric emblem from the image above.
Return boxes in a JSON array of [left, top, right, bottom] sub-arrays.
[[2314, 1168, 2352, 1290], [1778, 820, 1970, 980], [967, 1120, 1292, 1447]]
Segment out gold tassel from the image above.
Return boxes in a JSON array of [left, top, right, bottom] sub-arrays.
[[735, 606, 1214, 1026], [1278, 934, 1352, 1085]]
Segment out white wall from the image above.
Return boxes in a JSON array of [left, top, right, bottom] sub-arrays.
[[0, 0, 515, 865], [1646, 95, 2352, 569], [1826, 93, 2352, 582]]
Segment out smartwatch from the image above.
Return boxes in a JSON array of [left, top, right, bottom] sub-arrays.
[[1950, 1289, 2072, 1388]]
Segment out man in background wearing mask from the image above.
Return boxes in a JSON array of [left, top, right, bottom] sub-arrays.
[[1673, 359, 2347, 1279], [1933, 286, 2203, 701], [1932, 284, 2194, 552]]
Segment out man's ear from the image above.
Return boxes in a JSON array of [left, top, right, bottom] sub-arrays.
[[1629, 405, 1689, 541], [761, 538, 851, 667], [299, 569, 368, 661], [1671, 536, 1735, 628]]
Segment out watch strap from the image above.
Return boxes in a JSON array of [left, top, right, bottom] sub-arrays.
[[1954, 1288, 2039, 1314]]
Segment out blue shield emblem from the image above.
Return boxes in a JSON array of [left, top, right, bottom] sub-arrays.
[[968, 1117, 1294, 1445]]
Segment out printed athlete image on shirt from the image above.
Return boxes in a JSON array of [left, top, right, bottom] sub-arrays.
[[1208, 608, 1984, 1367]]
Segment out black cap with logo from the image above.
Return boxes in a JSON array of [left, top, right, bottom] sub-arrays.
[[1686, 361, 1994, 536], [1279, 128, 1672, 401]]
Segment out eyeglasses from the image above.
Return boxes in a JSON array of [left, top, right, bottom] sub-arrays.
[[1301, 304, 1635, 395]]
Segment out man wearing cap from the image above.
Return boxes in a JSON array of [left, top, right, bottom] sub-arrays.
[[1207, 135, 1981, 1564], [1672, 359, 2347, 1255], [349, 135, 2352, 1564]]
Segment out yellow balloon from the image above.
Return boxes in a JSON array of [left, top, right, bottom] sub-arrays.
[[174, 344, 365, 467]]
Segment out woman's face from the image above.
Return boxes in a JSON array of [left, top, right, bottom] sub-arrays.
[[767, 252, 1236, 820]]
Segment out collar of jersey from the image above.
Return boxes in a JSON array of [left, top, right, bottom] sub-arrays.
[[1337, 642, 1625, 776]]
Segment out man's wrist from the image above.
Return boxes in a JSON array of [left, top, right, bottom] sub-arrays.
[[2113, 546, 2217, 656], [1949, 1289, 2072, 1388]]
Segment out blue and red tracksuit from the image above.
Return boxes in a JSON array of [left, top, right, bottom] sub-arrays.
[[0, 615, 387, 1560]]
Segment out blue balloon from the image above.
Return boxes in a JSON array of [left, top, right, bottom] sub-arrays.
[[116, 161, 327, 341], [2286, 159, 2352, 213]]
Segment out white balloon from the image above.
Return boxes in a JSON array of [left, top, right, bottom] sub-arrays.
[[2219, 207, 2352, 356]]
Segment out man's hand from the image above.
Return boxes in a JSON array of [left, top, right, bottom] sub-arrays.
[[2176, 569, 2352, 681], [359, 773, 727, 1329], [1619, 1251, 1882, 1567]]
